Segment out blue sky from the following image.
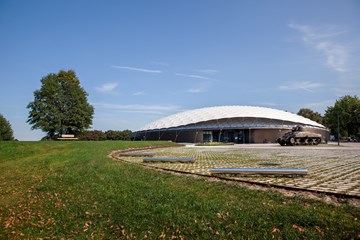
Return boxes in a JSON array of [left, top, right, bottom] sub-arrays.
[[1, 0, 359, 140]]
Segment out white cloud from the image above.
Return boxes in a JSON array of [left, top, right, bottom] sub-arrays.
[[315, 42, 348, 72], [279, 81, 323, 92], [95, 83, 118, 92], [112, 65, 162, 73], [289, 23, 349, 72], [93, 102, 182, 115], [288, 24, 346, 42], [176, 73, 211, 80], [187, 88, 206, 93]]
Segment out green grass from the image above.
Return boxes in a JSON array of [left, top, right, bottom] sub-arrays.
[[0, 141, 359, 239]]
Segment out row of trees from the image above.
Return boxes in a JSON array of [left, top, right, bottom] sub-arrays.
[[78, 130, 132, 141], [1, 69, 359, 141], [297, 95, 360, 139], [2, 110, 133, 141], [40, 130, 132, 141]]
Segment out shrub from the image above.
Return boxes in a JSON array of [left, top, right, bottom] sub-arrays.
[[78, 130, 132, 141], [105, 130, 132, 141], [78, 130, 106, 141]]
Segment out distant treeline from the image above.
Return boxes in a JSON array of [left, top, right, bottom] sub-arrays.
[[78, 130, 132, 141]]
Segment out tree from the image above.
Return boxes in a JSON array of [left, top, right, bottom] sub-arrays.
[[297, 108, 324, 124], [324, 95, 360, 138], [27, 70, 94, 139], [0, 114, 14, 140]]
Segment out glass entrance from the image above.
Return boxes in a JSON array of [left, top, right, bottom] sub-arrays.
[[203, 130, 244, 143], [203, 131, 212, 142], [235, 130, 244, 144]]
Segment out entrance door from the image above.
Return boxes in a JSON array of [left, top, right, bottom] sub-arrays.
[[203, 131, 213, 142], [235, 130, 244, 144], [227, 131, 235, 142]]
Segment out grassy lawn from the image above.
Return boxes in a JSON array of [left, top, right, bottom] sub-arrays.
[[0, 141, 359, 239]]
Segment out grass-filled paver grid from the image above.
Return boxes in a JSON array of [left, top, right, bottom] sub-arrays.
[[114, 145, 360, 197]]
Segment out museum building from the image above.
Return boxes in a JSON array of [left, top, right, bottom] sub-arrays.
[[133, 106, 329, 143]]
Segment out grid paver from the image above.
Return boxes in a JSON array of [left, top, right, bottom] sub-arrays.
[[112, 143, 360, 196]]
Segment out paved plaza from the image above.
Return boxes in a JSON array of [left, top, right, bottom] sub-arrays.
[[113, 142, 360, 197]]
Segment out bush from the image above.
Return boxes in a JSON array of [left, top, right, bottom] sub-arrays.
[[78, 130, 132, 141], [78, 130, 107, 141], [105, 130, 132, 140]]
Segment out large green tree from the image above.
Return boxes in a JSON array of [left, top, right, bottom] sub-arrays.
[[297, 108, 324, 124], [27, 70, 94, 139], [0, 114, 14, 140], [324, 95, 360, 138]]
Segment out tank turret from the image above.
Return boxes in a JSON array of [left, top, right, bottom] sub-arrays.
[[277, 125, 322, 146]]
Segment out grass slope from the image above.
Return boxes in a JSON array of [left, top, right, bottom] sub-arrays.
[[0, 141, 359, 239]]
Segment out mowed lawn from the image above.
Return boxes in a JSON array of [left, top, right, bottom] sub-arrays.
[[0, 142, 359, 239]]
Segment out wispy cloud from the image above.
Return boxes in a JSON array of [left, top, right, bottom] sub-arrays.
[[304, 99, 335, 114], [315, 42, 348, 72], [95, 83, 118, 92], [133, 91, 145, 96], [176, 73, 211, 80], [112, 65, 162, 73], [279, 81, 323, 92], [187, 88, 206, 93], [194, 69, 219, 74], [93, 103, 182, 115], [289, 23, 349, 72]]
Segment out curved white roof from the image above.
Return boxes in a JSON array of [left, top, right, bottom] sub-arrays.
[[139, 106, 325, 131]]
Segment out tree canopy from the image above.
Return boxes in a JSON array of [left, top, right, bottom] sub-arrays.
[[27, 70, 94, 139], [324, 95, 360, 138], [297, 108, 324, 125], [0, 114, 14, 141]]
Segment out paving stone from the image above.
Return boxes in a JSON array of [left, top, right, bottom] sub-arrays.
[[114, 144, 360, 197]]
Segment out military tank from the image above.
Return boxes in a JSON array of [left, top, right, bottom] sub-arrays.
[[277, 125, 322, 146]]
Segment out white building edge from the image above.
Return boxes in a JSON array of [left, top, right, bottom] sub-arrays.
[[134, 106, 329, 143]]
